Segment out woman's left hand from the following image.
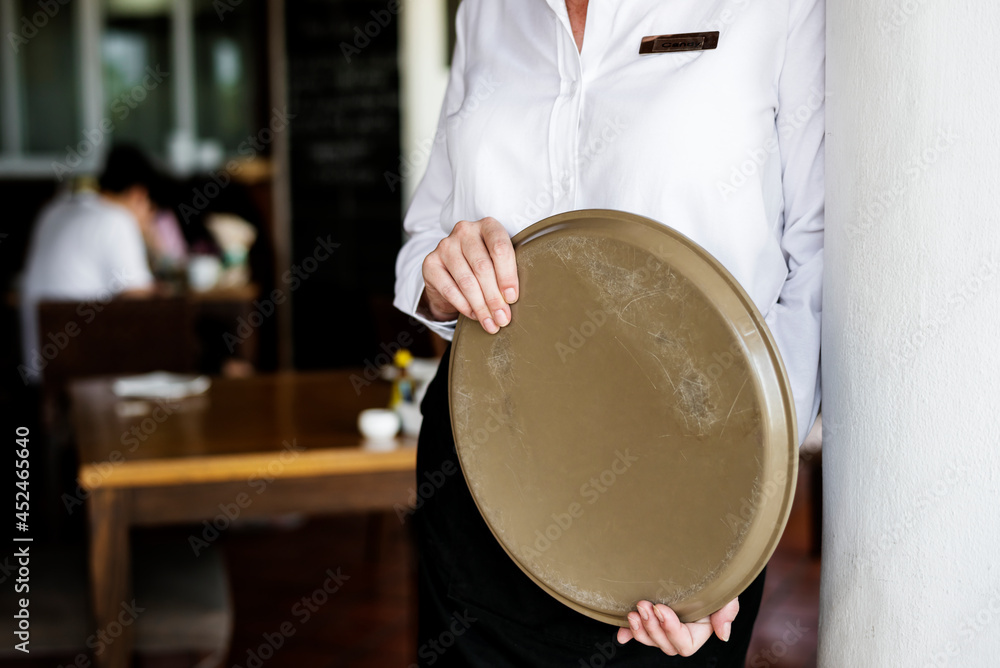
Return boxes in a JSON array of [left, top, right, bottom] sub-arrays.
[[616, 597, 739, 657]]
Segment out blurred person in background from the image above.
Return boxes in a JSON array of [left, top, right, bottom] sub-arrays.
[[18, 144, 163, 384]]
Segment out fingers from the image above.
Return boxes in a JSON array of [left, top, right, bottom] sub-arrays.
[[627, 606, 682, 656], [480, 218, 519, 305], [458, 222, 510, 331], [626, 610, 663, 652], [656, 605, 714, 657], [422, 256, 470, 321], [619, 598, 740, 657], [626, 601, 723, 658], [709, 597, 739, 643], [427, 228, 495, 332], [421, 217, 517, 334], [632, 603, 680, 655]]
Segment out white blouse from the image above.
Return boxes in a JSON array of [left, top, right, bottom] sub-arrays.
[[394, 0, 825, 444]]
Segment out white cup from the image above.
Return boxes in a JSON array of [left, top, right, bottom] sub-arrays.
[[358, 408, 401, 444], [187, 255, 222, 292]]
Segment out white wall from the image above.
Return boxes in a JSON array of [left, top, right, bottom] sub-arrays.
[[821, 1, 1000, 666], [398, 0, 449, 208]]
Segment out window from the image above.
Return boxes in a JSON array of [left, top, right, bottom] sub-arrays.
[[102, 0, 174, 158], [0, 0, 264, 178], [15, 0, 80, 154], [194, 0, 261, 155]]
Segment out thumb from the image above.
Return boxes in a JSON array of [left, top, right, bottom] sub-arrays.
[[709, 597, 740, 642]]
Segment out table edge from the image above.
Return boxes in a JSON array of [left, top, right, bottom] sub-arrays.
[[79, 442, 417, 490]]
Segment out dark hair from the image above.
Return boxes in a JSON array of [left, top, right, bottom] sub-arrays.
[[98, 144, 167, 204]]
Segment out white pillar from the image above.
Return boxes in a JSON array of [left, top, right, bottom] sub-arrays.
[[821, 2, 1000, 667], [170, 0, 197, 173], [399, 0, 449, 208]]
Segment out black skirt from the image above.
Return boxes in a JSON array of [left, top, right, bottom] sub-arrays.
[[413, 345, 766, 667]]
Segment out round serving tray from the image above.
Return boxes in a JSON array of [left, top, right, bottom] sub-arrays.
[[448, 209, 797, 625]]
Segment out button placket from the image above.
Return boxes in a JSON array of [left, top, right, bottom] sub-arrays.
[[562, 24, 584, 212], [544, 1, 586, 215]]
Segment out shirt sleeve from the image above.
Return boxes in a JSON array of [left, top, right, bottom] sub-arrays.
[[765, 0, 825, 446], [105, 212, 155, 292], [392, 4, 469, 341]]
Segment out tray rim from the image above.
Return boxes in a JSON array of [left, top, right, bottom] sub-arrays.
[[447, 208, 798, 625]]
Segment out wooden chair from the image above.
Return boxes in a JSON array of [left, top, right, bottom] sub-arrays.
[[27, 301, 229, 665], [33, 297, 199, 543], [36, 297, 199, 392], [35, 296, 199, 433]]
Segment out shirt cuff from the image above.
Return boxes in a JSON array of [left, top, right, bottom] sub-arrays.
[[396, 276, 458, 342]]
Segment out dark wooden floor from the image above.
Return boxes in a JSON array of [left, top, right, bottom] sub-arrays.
[[2, 463, 819, 667]]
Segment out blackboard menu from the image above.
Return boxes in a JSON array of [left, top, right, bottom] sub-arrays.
[[286, 0, 402, 368]]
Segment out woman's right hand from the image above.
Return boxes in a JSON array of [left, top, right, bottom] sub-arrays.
[[420, 217, 519, 334]]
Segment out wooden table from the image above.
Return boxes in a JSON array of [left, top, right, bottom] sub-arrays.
[[69, 371, 418, 668]]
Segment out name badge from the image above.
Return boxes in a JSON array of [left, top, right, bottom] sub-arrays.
[[639, 31, 719, 54]]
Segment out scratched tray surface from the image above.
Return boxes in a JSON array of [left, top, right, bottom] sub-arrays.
[[448, 209, 797, 625]]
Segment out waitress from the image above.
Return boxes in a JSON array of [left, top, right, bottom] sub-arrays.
[[394, 0, 824, 665]]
